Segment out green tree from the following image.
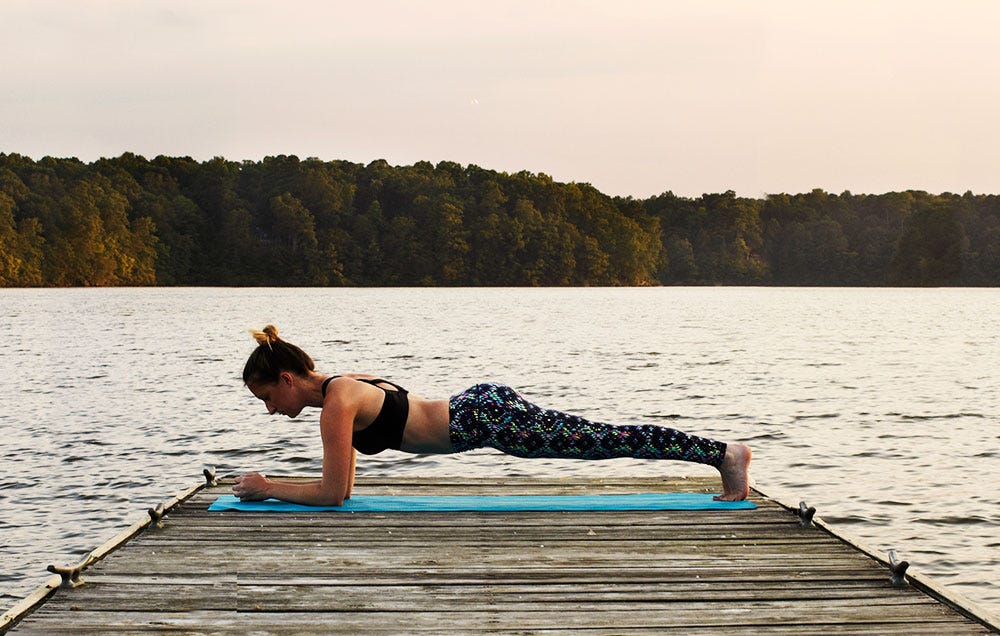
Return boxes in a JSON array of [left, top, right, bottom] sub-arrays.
[[665, 236, 696, 283], [889, 201, 966, 285], [0, 193, 44, 285], [8, 152, 1000, 287], [265, 193, 326, 285]]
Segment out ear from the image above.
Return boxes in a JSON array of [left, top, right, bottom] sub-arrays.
[[279, 371, 295, 386]]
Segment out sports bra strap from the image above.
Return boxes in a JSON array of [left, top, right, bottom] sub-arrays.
[[359, 378, 407, 393], [321, 376, 335, 397], [321, 376, 407, 397]]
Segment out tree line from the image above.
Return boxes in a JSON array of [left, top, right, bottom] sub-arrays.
[[1, 152, 997, 287]]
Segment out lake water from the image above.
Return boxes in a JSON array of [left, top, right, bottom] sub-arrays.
[[1, 287, 998, 619]]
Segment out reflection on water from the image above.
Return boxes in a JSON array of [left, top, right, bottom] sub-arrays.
[[1, 287, 998, 616]]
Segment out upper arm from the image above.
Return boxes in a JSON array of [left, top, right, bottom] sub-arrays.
[[318, 380, 359, 503]]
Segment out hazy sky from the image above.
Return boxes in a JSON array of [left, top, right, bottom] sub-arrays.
[[2, 1, 999, 198]]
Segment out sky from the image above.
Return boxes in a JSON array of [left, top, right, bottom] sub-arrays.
[[2, 0, 999, 199]]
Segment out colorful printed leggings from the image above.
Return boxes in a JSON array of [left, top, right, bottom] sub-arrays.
[[448, 383, 726, 468]]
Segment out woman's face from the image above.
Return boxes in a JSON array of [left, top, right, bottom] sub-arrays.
[[248, 373, 303, 418]]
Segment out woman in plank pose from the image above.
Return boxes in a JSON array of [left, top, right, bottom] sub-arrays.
[[233, 325, 752, 506]]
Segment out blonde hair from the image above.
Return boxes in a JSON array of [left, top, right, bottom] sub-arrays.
[[242, 325, 315, 385], [249, 325, 280, 348]]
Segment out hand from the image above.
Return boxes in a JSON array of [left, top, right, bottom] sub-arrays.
[[233, 472, 271, 501]]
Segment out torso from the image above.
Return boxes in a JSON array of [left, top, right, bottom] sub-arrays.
[[326, 374, 452, 454]]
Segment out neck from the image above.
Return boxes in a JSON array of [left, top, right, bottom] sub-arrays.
[[301, 371, 327, 408]]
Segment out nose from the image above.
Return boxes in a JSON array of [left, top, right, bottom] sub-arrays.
[[265, 401, 277, 415]]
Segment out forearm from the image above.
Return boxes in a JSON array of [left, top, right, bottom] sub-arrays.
[[265, 478, 348, 506]]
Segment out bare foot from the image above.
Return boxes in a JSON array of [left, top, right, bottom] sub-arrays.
[[714, 443, 752, 501]]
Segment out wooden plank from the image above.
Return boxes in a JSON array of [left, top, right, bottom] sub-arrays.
[[13, 606, 989, 634], [7, 621, 989, 636], [36, 580, 936, 612], [90, 541, 875, 561]]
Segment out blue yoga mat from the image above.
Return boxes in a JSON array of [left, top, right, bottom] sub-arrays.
[[208, 493, 756, 512]]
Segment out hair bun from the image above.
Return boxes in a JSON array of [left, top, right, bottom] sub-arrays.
[[249, 325, 279, 346]]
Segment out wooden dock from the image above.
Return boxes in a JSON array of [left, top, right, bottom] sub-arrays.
[[3, 475, 998, 634]]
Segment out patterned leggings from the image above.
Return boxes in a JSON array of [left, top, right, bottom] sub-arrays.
[[448, 383, 727, 468]]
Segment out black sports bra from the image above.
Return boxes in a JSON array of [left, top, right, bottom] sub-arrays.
[[321, 376, 409, 455]]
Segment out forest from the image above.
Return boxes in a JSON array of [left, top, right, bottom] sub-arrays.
[[1, 152, 997, 287]]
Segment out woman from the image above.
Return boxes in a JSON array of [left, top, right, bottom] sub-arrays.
[[233, 326, 752, 506]]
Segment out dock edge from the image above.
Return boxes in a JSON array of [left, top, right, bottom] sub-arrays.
[[752, 483, 1000, 633], [0, 469, 216, 634]]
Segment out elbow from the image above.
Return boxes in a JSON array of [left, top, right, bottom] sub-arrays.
[[315, 486, 346, 507], [316, 493, 345, 507]]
